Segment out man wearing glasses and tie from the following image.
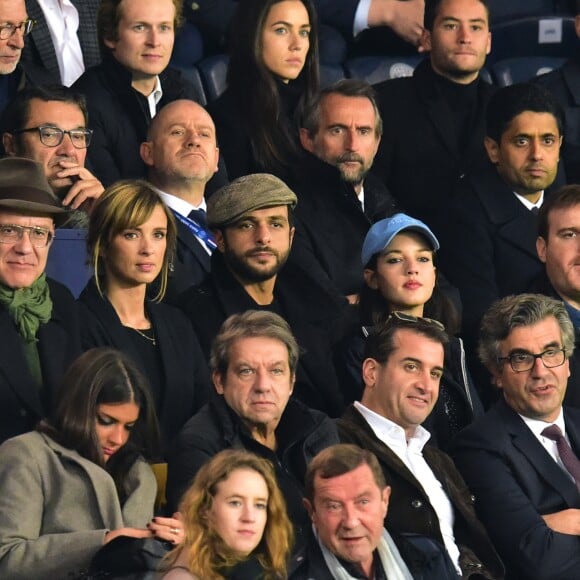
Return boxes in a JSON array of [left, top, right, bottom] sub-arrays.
[[453, 293, 580, 580], [1, 85, 104, 228]]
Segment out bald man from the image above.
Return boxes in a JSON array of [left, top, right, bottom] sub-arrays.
[[140, 99, 220, 300]]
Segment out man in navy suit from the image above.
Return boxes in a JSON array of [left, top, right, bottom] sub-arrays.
[[453, 293, 580, 580], [141, 99, 219, 301]]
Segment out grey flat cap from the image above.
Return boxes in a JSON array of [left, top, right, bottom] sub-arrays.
[[207, 173, 297, 228]]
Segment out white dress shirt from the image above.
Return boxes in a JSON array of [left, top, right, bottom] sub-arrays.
[[355, 401, 462, 575], [37, 0, 84, 86]]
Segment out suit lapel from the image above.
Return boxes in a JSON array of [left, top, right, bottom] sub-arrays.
[[25, 1, 59, 76], [176, 220, 211, 271]]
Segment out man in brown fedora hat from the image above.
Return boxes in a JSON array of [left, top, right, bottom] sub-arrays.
[[0, 156, 81, 444]]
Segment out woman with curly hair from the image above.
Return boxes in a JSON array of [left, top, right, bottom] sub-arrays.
[[162, 449, 294, 579], [208, 0, 319, 180]]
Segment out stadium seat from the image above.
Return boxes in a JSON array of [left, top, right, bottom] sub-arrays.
[[487, 0, 573, 24], [489, 16, 579, 64], [320, 63, 346, 87], [344, 55, 424, 84], [197, 54, 229, 102], [46, 229, 92, 298], [492, 56, 568, 86]]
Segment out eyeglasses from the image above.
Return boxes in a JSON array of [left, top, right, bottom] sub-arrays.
[[387, 311, 446, 331], [0, 19, 35, 40], [12, 125, 93, 149], [0, 224, 54, 248], [498, 348, 567, 373]]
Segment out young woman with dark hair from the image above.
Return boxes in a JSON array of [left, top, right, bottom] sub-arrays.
[[340, 214, 483, 451], [208, 0, 319, 180], [0, 348, 183, 580]]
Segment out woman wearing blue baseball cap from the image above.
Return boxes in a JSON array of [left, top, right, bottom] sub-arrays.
[[340, 213, 483, 451]]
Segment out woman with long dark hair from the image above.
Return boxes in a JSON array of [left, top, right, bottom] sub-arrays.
[[162, 449, 293, 579], [0, 348, 183, 580], [78, 180, 210, 453], [208, 0, 319, 180], [341, 214, 483, 450]]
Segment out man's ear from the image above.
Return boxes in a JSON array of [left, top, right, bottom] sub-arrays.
[[3, 133, 16, 156], [536, 236, 547, 264], [212, 370, 225, 394], [420, 28, 432, 52], [299, 128, 315, 153], [139, 141, 153, 166], [484, 136, 500, 164], [362, 357, 378, 389], [214, 229, 226, 253], [303, 497, 314, 519]]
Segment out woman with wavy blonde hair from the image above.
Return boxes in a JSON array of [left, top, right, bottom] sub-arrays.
[[163, 449, 294, 579]]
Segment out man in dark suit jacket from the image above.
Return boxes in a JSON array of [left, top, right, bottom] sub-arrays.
[[21, 0, 100, 86], [141, 99, 219, 301], [0, 157, 81, 444], [372, 0, 493, 236], [453, 293, 580, 580], [337, 315, 504, 579], [439, 83, 564, 369], [289, 79, 398, 302]]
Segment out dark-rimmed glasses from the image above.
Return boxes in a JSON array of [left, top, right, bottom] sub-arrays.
[[0, 224, 54, 248], [0, 19, 35, 40], [498, 348, 567, 373], [12, 126, 93, 149]]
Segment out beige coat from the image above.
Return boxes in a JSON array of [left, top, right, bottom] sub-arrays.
[[0, 431, 156, 580]]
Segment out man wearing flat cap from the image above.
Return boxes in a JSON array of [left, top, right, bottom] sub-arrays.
[[0, 157, 81, 444], [178, 173, 351, 419]]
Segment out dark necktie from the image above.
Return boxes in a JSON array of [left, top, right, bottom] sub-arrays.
[[530, 206, 539, 215], [542, 424, 580, 491], [188, 208, 208, 228]]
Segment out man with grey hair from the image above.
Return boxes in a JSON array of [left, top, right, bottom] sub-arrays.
[[178, 173, 351, 418], [453, 293, 580, 580], [289, 79, 398, 301], [166, 310, 339, 542]]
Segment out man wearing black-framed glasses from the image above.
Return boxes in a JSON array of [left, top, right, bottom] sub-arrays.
[[453, 293, 580, 580], [2, 85, 104, 228]]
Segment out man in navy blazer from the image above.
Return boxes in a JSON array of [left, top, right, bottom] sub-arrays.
[[453, 293, 580, 580], [141, 99, 219, 302]]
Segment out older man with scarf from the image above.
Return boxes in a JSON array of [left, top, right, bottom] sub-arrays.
[[0, 157, 81, 444]]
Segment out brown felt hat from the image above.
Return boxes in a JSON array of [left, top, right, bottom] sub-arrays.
[[207, 173, 297, 228], [0, 157, 69, 225]]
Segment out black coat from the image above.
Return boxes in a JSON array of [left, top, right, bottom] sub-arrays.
[[452, 399, 580, 580], [0, 279, 81, 444], [438, 164, 546, 349], [178, 252, 351, 417], [288, 152, 398, 297], [372, 59, 495, 235], [166, 393, 339, 533], [338, 405, 504, 579], [164, 218, 212, 305], [77, 280, 211, 451], [535, 58, 580, 184]]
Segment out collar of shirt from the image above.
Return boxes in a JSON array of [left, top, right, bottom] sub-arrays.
[[354, 401, 431, 455], [520, 406, 566, 441], [513, 190, 544, 211], [156, 189, 206, 217], [147, 76, 163, 118]]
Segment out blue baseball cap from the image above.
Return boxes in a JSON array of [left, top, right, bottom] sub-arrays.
[[361, 213, 440, 266]]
